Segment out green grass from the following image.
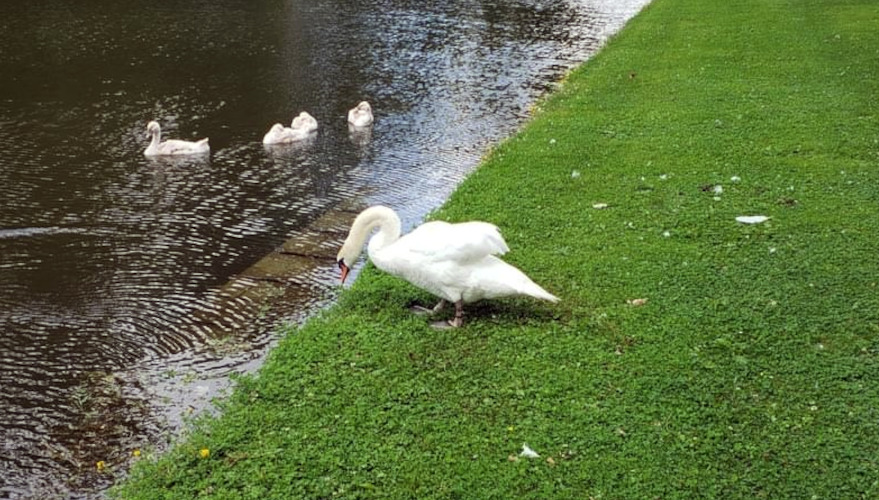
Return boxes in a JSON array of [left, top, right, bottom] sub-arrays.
[[115, 0, 879, 498]]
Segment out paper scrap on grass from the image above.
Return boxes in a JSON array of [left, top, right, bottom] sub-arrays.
[[592, 203, 609, 210], [627, 298, 648, 306], [520, 444, 540, 459], [736, 215, 770, 224]]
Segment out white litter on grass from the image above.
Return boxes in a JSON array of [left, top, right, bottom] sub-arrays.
[[712, 185, 724, 194], [659, 174, 668, 180], [592, 203, 608, 209], [520, 444, 540, 459], [571, 170, 581, 179], [736, 215, 770, 224], [731, 175, 741, 182]]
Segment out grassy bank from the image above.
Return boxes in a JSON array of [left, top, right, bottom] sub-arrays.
[[116, 0, 879, 498]]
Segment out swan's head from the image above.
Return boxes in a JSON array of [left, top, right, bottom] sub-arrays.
[[336, 259, 350, 284], [357, 101, 372, 113], [336, 245, 359, 284], [146, 121, 161, 135], [337, 225, 369, 283]]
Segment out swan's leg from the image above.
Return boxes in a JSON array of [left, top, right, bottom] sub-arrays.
[[410, 299, 446, 316], [431, 300, 464, 329], [449, 300, 464, 328]]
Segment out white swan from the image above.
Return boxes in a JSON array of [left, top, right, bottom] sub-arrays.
[[336, 206, 559, 328], [263, 111, 318, 145], [347, 101, 374, 128], [144, 121, 209, 156]]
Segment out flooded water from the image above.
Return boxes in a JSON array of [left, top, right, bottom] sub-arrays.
[[0, 0, 649, 497]]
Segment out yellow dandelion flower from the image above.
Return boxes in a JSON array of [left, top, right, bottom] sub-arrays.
[[96, 460, 106, 472], [199, 448, 210, 459], [132, 449, 141, 458]]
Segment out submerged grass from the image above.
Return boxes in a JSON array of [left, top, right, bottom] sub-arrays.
[[116, 0, 879, 498]]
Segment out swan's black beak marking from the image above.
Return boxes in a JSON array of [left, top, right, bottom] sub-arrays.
[[338, 259, 350, 284]]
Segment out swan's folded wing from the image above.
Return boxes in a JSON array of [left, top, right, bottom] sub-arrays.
[[403, 221, 509, 263], [161, 138, 209, 155]]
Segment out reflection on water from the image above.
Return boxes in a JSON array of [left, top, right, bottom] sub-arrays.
[[0, 0, 649, 497]]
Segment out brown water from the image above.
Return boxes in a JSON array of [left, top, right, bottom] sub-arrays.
[[0, 0, 649, 497]]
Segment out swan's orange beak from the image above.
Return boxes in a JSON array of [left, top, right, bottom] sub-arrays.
[[338, 259, 350, 284]]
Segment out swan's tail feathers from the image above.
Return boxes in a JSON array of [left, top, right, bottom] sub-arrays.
[[518, 278, 559, 303], [529, 285, 560, 303]]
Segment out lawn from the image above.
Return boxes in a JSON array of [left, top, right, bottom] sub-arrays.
[[115, 0, 879, 498]]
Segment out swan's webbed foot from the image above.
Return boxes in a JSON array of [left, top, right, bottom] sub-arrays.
[[410, 305, 433, 315], [430, 320, 457, 330], [410, 300, 446, 316]]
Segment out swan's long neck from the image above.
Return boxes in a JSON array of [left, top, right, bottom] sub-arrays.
[[148, 127, 161, 149], [339, 206, 401, 265]]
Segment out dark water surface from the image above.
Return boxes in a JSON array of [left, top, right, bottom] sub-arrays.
[[0, 0, 648, 497]]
